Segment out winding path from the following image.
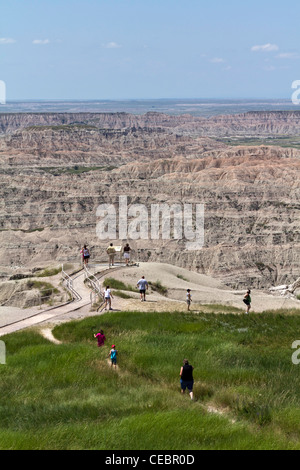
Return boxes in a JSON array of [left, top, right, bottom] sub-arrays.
[[0, 263, 132, 337]]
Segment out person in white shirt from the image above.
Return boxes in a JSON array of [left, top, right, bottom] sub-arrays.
[[104, 285, 113, 310], [137, 276, 148, 302], [80, 245, 90, 266]]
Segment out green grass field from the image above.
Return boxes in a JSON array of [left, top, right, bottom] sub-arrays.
[[0, 310, 300, 450]]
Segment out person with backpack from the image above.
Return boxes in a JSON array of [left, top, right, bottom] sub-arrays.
[[81, 245, 90, 266], [109, 345, 118, 369], [243, 289, 252, 314]]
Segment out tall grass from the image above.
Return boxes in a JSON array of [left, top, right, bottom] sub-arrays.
[[1, 311, 300, 449], [35, 267, 61, 278], [112, 291, 134, 299]]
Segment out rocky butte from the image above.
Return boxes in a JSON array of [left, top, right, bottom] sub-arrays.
[[0, 111, 299, 289]]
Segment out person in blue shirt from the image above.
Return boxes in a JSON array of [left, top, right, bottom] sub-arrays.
[[108, 345, 118, 369], [137, 276, 148, 302]]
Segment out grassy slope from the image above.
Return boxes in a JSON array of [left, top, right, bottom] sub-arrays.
[[0, 311, 300, 450]]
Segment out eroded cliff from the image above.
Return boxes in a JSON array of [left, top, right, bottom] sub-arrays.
[[0, 111, 299, 289]]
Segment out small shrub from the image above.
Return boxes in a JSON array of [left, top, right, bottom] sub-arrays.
[[36, 267, 61, 278], [176, 274, 188, 282], [148, 280, 168, 296], [103, 277, 135, 292], [26, 280, 59, 299], [235, 398, 272, 427]]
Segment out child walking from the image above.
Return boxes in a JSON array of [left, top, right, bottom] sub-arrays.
[[104, 286, 113, 311], [186, 289, 192, 311], [108, 345, 118, 369]]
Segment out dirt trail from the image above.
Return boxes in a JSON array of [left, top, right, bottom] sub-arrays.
[[1, 261, 299, 338]]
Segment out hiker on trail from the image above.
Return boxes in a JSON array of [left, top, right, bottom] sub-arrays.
[[137, 276, 148, 302], [108, 345, 118, 369], [104, 286, 113, 311], [123, 243, 131, 266], [81, 245, 90, 266], [107, 243, 116, 267], [94, 329, 106, 347], [180, 359, 194, 400], [243, 289, 251, 314], [186, 289, 192, 311]]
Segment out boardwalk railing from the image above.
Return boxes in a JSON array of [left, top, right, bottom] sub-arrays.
[[61, 265, 82, 302], [84, 265, 104, 307]]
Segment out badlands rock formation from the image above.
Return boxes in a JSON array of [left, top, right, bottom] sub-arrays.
[[1, 110, 300, 136], [0, 111, 299, 290]]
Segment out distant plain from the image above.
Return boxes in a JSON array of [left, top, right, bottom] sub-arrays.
[[1, 99, 299, 117]]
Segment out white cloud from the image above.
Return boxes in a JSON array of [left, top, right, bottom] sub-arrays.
[[276, 52, 300, 59], [103, 42, 122, 49], [210, 57, 225, 63], [32, 39, 50, 45], [251, 43, 279, 52], [0, 38, 16, 44]]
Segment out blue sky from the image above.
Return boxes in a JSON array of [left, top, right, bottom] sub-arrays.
[[1, 0, 300, 99]]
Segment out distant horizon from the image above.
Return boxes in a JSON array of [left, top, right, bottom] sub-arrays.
[[1, 97, 299, 118], [2, 98, 293, 102]]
